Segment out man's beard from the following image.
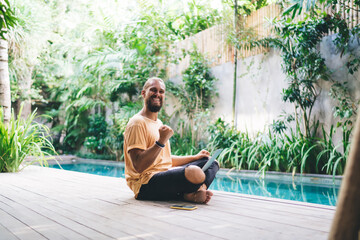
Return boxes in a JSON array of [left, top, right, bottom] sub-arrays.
[[146, 97, 162, 112]]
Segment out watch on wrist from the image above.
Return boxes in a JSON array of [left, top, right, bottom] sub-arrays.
[[155, 141, 165, 148]]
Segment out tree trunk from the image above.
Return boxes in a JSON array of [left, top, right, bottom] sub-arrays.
[[329, 108, 360, 239], [16, 67, 33, 119], [0, 37, 11, 124]]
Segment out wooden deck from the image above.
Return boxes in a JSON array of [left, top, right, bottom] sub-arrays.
[[0, 166, 335, 239]]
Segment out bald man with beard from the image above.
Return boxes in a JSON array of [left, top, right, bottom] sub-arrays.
[[123, 77, 219, 203]]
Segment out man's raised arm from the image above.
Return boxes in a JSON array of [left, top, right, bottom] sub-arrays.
[[129, 125, 173, 173]]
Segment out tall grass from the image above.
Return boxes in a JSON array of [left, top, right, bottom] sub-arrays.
[[317, 125, 349, 176], [170, 122, 205, 156], [207, 118, 349, 177], [0, 106, 56, 172]]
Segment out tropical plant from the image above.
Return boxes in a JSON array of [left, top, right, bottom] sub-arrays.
[[207, 118, 253, 170], [330, 82, 358, 152], [166, 0, 222, 39], [105, 101, 143, 161], [8, 0, 52, 118], [207, 117, 349, 176], [317, 125, 349, 176], [283, 0, 360, 20], [0, 106, 56, 172], [0, 0, 16, 39], [169, 49, 218, 119], [84, 114, 108, 154], [167, 50, 217, 152], [170, 113, 208, 156], [281, 0, 360, 85]]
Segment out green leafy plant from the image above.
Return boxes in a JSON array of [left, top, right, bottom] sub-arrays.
[[0, 0, 17, 39], [0, 106, 56, 172], [105, 101, 142, 161], [170, 116, 207, 156], [207, 118, 252, 170], [84, 114, 108, 154], [330, 82, 358, 152], [169, 49, 217, 119], [168, 49, 217, 153], [317, 125, 349, 176], [207, 117, 347, 176], [167, 0, 222, 39]]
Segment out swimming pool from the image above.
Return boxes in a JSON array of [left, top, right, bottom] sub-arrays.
[[48, 159, 341, 206]]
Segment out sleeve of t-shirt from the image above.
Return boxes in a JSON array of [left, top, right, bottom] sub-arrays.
[[125, 124, 147, 153]]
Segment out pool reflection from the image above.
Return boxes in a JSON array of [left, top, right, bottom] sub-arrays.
[[209, 175, 339, 206]]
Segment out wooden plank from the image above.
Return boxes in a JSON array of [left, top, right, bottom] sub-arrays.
[[0, 166, 335, 239], [128, 197, 329, 239], [0, 189, 114, 240], [0, 183, 162, 239], [1, 174, 215, 239], [0, 208, 47, 240], [0, 196, 87, 240], [0, 190, 162, 239], [0, 222, 20, 240]]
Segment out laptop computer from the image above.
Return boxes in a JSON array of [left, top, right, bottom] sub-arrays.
[[202, 149, 223, 171]]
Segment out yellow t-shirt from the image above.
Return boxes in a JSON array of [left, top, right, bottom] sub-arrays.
[[123, 113, 172, 198]]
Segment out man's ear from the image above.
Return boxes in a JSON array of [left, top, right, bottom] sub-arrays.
[[141, 90, 145, 98]]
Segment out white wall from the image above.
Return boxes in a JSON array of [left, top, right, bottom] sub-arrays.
[[168, 35, 360, 141]]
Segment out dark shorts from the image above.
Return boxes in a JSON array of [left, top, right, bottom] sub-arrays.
[[136, 158, 219, 201]]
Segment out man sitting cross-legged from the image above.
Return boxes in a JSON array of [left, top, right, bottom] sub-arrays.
[[123, 77, 219, 203]]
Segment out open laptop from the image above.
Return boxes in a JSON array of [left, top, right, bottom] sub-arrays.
[[202, 149, 223, 171]]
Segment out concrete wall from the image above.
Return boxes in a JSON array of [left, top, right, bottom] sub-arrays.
[[168, 35, 360, 140]]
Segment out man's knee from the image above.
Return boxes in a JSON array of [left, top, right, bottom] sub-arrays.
[[185, 165, 205, 184]]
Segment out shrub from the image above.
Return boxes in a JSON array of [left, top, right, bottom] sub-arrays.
[[0, 106, 56, 172]]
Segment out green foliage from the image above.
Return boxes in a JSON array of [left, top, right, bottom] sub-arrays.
[[170, 126, 203, 156], [281, 0, 360, 75], [9, 0, 223, 154], [84, 114, 108, 154], [237, 9, 359, 141], [271, 15, 335, 138], [207, 118, 253, 170], [227, 1, 360, 176], [167, 0, 222, 39], [8, 0, 52, 104], [105, 101, 143, 161], [75, 152, 116, 161], [0, 0, 16, 39], [329, 82, 358, 154], [170, 115, 208, 156], [0, 106, 56, 172], [168, 50, 217, 154], [169, 49, 218, 119], [316, 125, 349, 176], [283, 0, 360, 20], [223, 0, 271, 15], [207, 117, 347, 176]]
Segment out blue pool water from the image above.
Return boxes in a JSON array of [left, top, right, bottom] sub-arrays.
[[49, 161, 340, 206]]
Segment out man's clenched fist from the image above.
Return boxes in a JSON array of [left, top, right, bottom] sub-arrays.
[[158, 125, 174, 145]]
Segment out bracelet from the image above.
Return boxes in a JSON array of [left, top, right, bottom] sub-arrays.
[[155, 141, 165, 148]]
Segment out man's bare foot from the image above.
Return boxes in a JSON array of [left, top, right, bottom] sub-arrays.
[[184, 189, 213, 204]]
